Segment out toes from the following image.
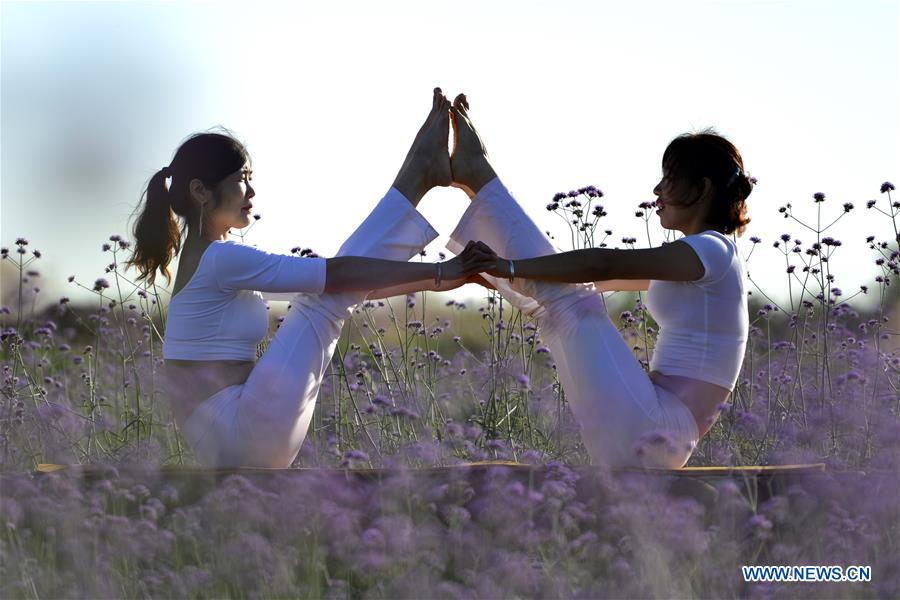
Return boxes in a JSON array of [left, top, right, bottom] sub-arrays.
[[453, 93, 470, 115], [419, 88, 443, 133], [433, 87, 443, 111]]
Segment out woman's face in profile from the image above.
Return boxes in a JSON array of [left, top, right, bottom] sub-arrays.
[[207, 162, 255, 232], [653, 169, 702, 230]]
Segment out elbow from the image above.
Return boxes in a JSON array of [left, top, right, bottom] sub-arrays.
[[323, 257, 373, 294], [322, 257, 346, 293]]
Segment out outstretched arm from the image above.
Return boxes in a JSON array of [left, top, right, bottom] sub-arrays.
[[468, 242, 707, 284], [323, 243, 494, 293]]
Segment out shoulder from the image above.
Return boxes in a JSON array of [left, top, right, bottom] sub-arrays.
[[207, 240, 267, 278], [210, 239, 243, 252], [683, 230, 735, 257], [210, 240, 268, 260], [677, 230, 736, 283]]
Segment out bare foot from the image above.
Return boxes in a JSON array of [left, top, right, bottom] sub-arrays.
[[450, 93, 498, 197], [392, 88, 452, 206]]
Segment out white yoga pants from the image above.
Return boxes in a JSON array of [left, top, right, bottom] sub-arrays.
[[446, 178, 700, 469], [182, 189, 438, 468]]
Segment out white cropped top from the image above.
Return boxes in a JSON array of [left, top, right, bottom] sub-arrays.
[[163, 240, 327, 361], [644, 230, 748, 391]]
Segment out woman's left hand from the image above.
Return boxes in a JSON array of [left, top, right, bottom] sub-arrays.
[[459, 240, 510, 278], [445, 240, 506, 280]]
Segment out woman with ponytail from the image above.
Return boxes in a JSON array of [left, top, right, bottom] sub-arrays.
[[443, 93, 755, 470], [127, 89, 491, 468]]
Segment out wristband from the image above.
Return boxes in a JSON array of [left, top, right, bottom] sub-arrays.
[[508, 259, 515, 283]]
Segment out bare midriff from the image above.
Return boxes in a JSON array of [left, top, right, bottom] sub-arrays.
[[162, 359, 255, 429], [649, 370, 731, 439]]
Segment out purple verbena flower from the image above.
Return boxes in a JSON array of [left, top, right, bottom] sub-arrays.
[[389, 406, 420, 420]]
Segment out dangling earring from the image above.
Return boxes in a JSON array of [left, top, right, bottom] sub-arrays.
[[199, 204, 204, 238]]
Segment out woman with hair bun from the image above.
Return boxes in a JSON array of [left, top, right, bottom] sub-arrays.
[[126, 89, 491, 468], [446, 92, 755, 469]]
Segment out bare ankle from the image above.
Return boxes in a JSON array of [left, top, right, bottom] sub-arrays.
[[465, 164, 498, 196], [392, 171, 428, 206]]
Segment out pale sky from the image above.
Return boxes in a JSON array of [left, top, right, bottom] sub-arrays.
[[2, 0, 898, 312]]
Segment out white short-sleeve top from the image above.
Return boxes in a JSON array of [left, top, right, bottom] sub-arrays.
[[163, 240, 327, 361], [645, 230, 749, 391]]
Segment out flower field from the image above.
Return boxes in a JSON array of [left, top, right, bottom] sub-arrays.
[[1, 184, 898, 598]]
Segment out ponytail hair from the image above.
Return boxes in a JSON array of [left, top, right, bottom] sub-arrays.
[[125, 130, 250, 287], [661, 127, 756, 237]]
